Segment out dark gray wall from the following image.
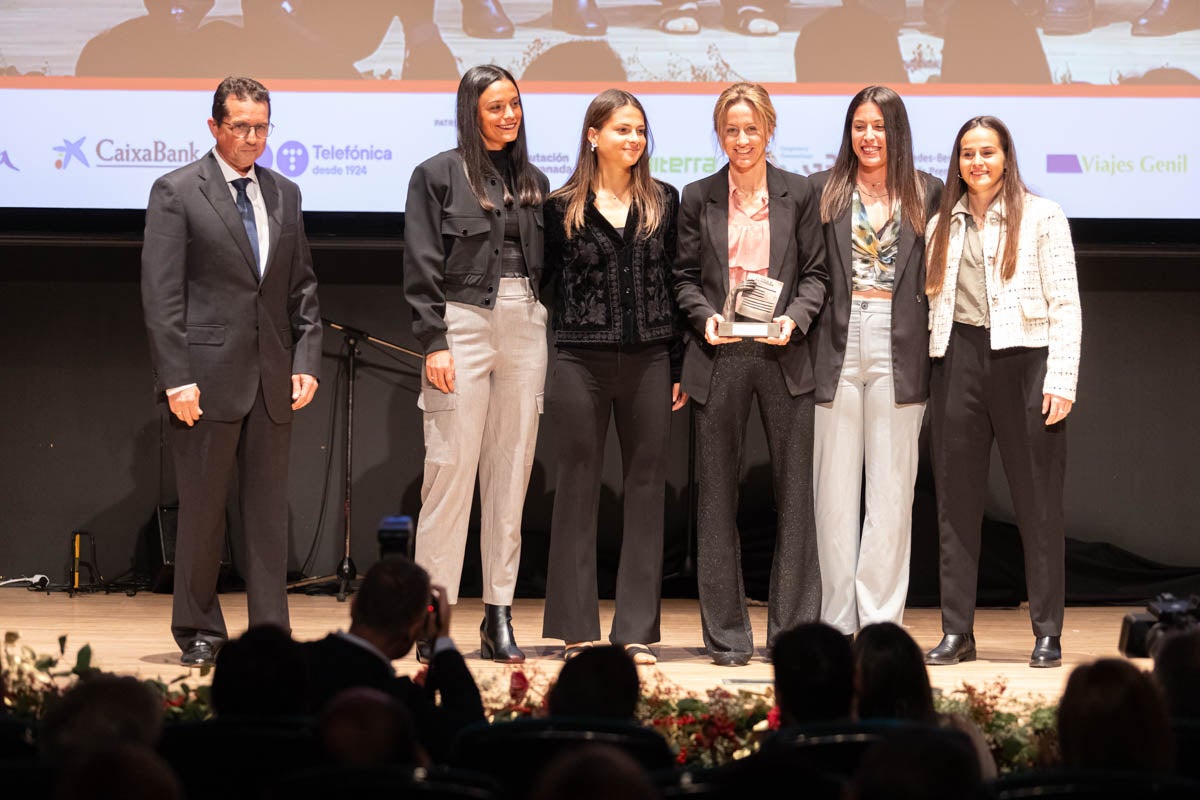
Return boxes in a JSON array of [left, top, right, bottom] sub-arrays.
[[1, 241, 1198, 593]]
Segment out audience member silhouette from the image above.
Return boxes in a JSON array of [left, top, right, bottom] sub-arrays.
[[526, 744, 659, 800], [852, 623, 996, 778], [1058, 657, 1176, 772], [547, 645, 640, 719], [852, 623, 935, 722], [794, 4, 908, 84], [298, 555, 484, 762], [771, 622, 854, 725], [938, 0, 1052, 83], [848, 725, 982, 800], [1154, 630, 1200, 718], [210, 624, 309, 717], [318, 686, 426, 767], [51, 743, 183, 800], [38, 675, 164, 765]]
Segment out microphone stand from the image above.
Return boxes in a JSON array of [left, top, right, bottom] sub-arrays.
[[287, 317, 422, 601]]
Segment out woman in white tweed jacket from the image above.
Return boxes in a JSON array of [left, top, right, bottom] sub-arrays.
[[921, 116, 1081, 671]]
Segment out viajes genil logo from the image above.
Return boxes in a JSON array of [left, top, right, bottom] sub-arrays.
[[274, 141, 309, 177], [53, 136, 90, 170], [1048, 152, 1189, 175], [0, 150, 18, 171], [1046, 154, 1083, 174]]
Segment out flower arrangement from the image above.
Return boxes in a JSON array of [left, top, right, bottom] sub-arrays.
[[3, 632, 1057, 772], [934, 679, 1058, 772], [2, 632, 211, 723]]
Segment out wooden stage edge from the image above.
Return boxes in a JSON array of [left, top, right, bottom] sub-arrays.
[[0, 591, 1150, 702]]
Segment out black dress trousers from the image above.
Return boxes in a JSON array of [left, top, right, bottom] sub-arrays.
[[929, 323, 1067, 638], [542, 344, 672, 645], [693, 341, 820, 660]]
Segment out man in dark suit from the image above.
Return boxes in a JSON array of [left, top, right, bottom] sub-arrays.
[[141, 76, 322, 667], [299, 556, 485, 763]]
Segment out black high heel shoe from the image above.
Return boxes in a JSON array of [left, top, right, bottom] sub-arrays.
[[481, 603, 525, 663]]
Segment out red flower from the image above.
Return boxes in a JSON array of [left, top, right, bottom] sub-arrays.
[[510, 670, 529, 703], [767, 705, 781, 730], [412, 666, 429, 688], [676, 747, 689, 765]]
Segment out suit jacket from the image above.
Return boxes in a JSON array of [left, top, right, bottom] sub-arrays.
[[808, 170, 944, 405], [141, 152, 322, 423], [403, 148, 550, 355], [673, 163, 829, 405], [300, 634, 485, 764]]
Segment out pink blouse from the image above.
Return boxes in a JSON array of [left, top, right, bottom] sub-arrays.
[[728, 177, 770, 289]]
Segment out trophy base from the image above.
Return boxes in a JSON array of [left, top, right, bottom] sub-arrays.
[[718, 321, 782, 339]]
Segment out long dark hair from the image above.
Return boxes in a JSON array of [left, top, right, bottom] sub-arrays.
[[549, 89, 665, 240], [852, 623, 936, 723], [926, 116, 1026, 293], [819, 85, 927, 233], [455, 64, 543, 211]]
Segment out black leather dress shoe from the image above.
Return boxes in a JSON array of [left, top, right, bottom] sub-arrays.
[[710, 651, 752, 667], [1132, 0, 1200, 36], [462, 0, 514, 39], [1029, 635, 1062, 668], [1043, 0, 1095, 35], [553, 0, 607, 35], [180, 639, 216, 667], [924, 633, 977, 665]]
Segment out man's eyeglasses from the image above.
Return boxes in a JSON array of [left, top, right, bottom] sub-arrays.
[[224, 122, 275, 139]]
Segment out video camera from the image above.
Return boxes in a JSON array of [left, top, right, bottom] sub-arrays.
[[1118, 592, 1200, 659]]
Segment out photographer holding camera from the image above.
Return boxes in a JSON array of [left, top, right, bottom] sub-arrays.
[[300, 555, 484, 763]]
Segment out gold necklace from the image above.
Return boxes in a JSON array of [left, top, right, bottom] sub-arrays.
[[857, 183, 890, 199]]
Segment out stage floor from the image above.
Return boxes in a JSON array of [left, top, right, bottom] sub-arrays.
[[0, 590, 1148, 703]]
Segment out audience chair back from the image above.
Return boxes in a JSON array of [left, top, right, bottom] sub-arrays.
[[992, 768, 1200, 799], [448, 717, 673, 799]]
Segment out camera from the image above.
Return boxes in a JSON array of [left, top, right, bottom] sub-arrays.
[[426, 587, 442, 633], [1118, 592, 1200, 659]]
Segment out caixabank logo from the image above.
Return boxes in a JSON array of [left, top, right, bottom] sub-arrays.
[[54, 135, 208, 170], [53, 137, 90, 170]]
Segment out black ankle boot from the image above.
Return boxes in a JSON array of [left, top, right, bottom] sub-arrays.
[[481, 603, 525, 663]]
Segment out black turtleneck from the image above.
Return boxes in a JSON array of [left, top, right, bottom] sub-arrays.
[[486, 148, 527, 279]]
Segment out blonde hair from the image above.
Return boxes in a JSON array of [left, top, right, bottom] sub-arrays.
[[712, 82, 777, 143]]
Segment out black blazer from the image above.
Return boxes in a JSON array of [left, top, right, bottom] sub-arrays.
[[299, 634, 485, 763], [807, 170, 943, 405], [141, 152, 322, 423], [672, 163, 829, 405], [403, 148, 550, 355]]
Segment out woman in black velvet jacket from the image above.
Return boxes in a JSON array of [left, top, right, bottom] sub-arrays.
[[540, 89, 686, 666]]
